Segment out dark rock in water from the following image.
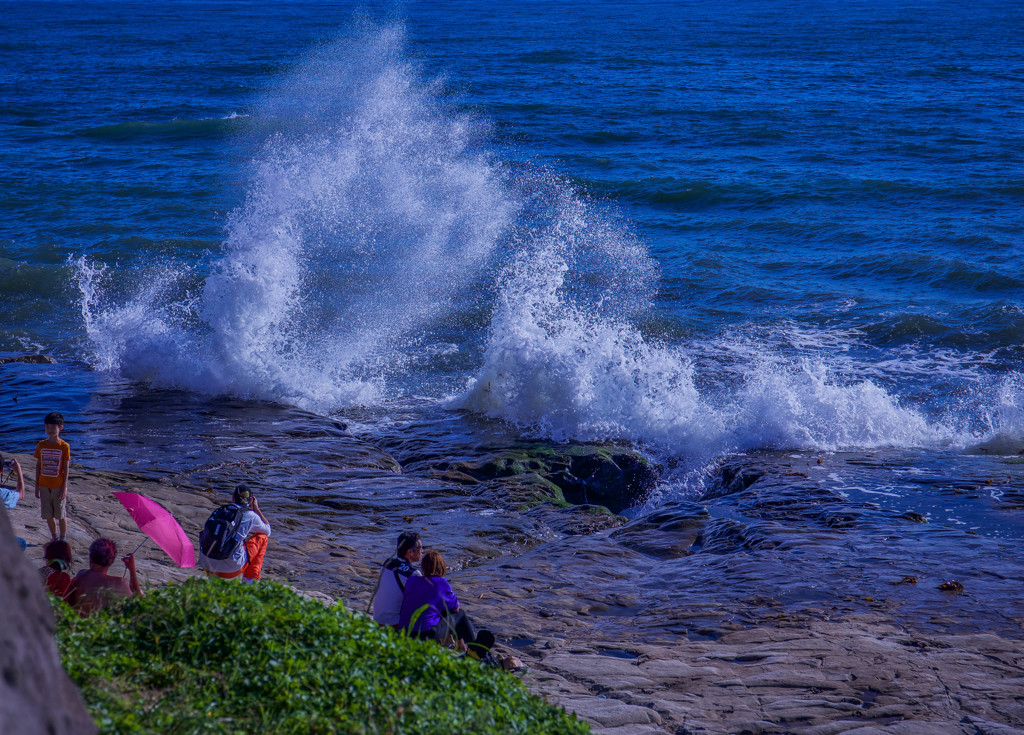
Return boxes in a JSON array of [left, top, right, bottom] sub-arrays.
[[702, 458, 766, 500], [549, 446, 658, 513], [612, 500, 709, 558], [0, 509, 97, 735], [938, 580, 965, 593], [899, 511, 929, 524], [0, 354, 56, 365], [426, 444, 658, 514]]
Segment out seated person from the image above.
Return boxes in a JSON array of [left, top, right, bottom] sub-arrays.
[[0, 454, 25, 509], [371, 531, 423, 627], [66, 538, 143, 616], [40, 539, 74, 598], [197, 484, 271, 582], [399, 550, 493, 658]]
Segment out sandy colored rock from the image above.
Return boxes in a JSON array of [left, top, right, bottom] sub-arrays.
[[557, 697, 663, 728], [0, 506, 96, 735]]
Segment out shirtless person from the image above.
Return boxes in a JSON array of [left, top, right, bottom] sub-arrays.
[[66, 537, 143, 616]]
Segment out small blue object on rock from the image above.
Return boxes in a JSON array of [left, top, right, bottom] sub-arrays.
[[1, 487, 19, 509]]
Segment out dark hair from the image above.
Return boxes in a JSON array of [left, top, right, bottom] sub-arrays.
[[420, 550, 446, 578], [89, 538, 117, 568], [44, 539, 73, 567], [44, 412, 64, 427], [396, 531, 421, 559], [232, 484, 252, 505]]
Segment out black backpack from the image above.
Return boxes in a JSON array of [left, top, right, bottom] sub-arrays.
[[199, 503, 247, 560]]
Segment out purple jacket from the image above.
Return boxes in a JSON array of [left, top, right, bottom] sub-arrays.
[[399, 575, 459, 633]]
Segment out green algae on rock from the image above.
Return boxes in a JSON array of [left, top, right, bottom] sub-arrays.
[[420, 443, 659, 514]]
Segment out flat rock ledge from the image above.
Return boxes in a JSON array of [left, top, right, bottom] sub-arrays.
[[6, 451, 1024, 735], [521, 619, 1024, 735]]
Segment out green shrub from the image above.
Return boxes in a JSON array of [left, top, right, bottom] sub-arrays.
[[55, 579, 589, 735]]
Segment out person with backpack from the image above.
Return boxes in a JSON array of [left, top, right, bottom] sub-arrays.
[[370, 531, 423, 628], [197, 484, 271, 582]]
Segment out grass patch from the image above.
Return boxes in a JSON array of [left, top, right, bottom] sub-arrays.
[[56, 579, 589, 735]]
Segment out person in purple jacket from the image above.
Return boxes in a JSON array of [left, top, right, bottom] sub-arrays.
[[399, 550, 494, 658]]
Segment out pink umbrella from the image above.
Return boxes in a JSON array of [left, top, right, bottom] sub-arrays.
[[113, 492, 196, 568]]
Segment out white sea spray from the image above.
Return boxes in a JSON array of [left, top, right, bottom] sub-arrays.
[[74, 23, 1022, 463], [78, 24, 513, 412]]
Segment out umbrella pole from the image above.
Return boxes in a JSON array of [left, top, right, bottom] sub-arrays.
[[122, 537, 148, 577], [131, 537, 148, 555]]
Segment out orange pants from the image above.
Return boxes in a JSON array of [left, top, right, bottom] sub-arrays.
[[212, 534, 268, 581]]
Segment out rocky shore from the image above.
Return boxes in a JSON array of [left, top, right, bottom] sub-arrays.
[[6, 437, 1024, 735]]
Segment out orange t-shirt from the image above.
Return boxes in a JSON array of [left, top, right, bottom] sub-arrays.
[[35, 438, 70, 490]]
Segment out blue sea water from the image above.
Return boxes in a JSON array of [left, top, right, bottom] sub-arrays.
[[2, 0, 1023, 556]]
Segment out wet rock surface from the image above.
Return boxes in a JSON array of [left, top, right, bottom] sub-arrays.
[[611, 500, 708, 558], [6, 440, 1024, 734]]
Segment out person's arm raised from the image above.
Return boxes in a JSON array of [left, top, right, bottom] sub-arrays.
[[123, 554, 144, 597], [11, 458, 24, 500], [249, 497, 271, 533]]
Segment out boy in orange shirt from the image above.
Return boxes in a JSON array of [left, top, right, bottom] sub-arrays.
[[35, 412, 71, 541]]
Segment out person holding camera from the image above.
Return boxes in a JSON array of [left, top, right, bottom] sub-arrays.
[[0, 454, 26, 509], [197, 484, 271, 582]]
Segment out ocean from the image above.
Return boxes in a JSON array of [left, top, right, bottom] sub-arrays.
[[2, 0, 1023, 630]]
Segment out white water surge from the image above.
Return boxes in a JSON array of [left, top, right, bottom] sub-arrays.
[[77, 24, 1023, 460], [80, 25, 513, 409]]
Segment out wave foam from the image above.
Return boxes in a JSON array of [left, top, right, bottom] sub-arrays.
[[79, 24, 513, 412], [457, 246, 1020, 458], [458, 305, 957, 458], [76, 23, 1024, 462]]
